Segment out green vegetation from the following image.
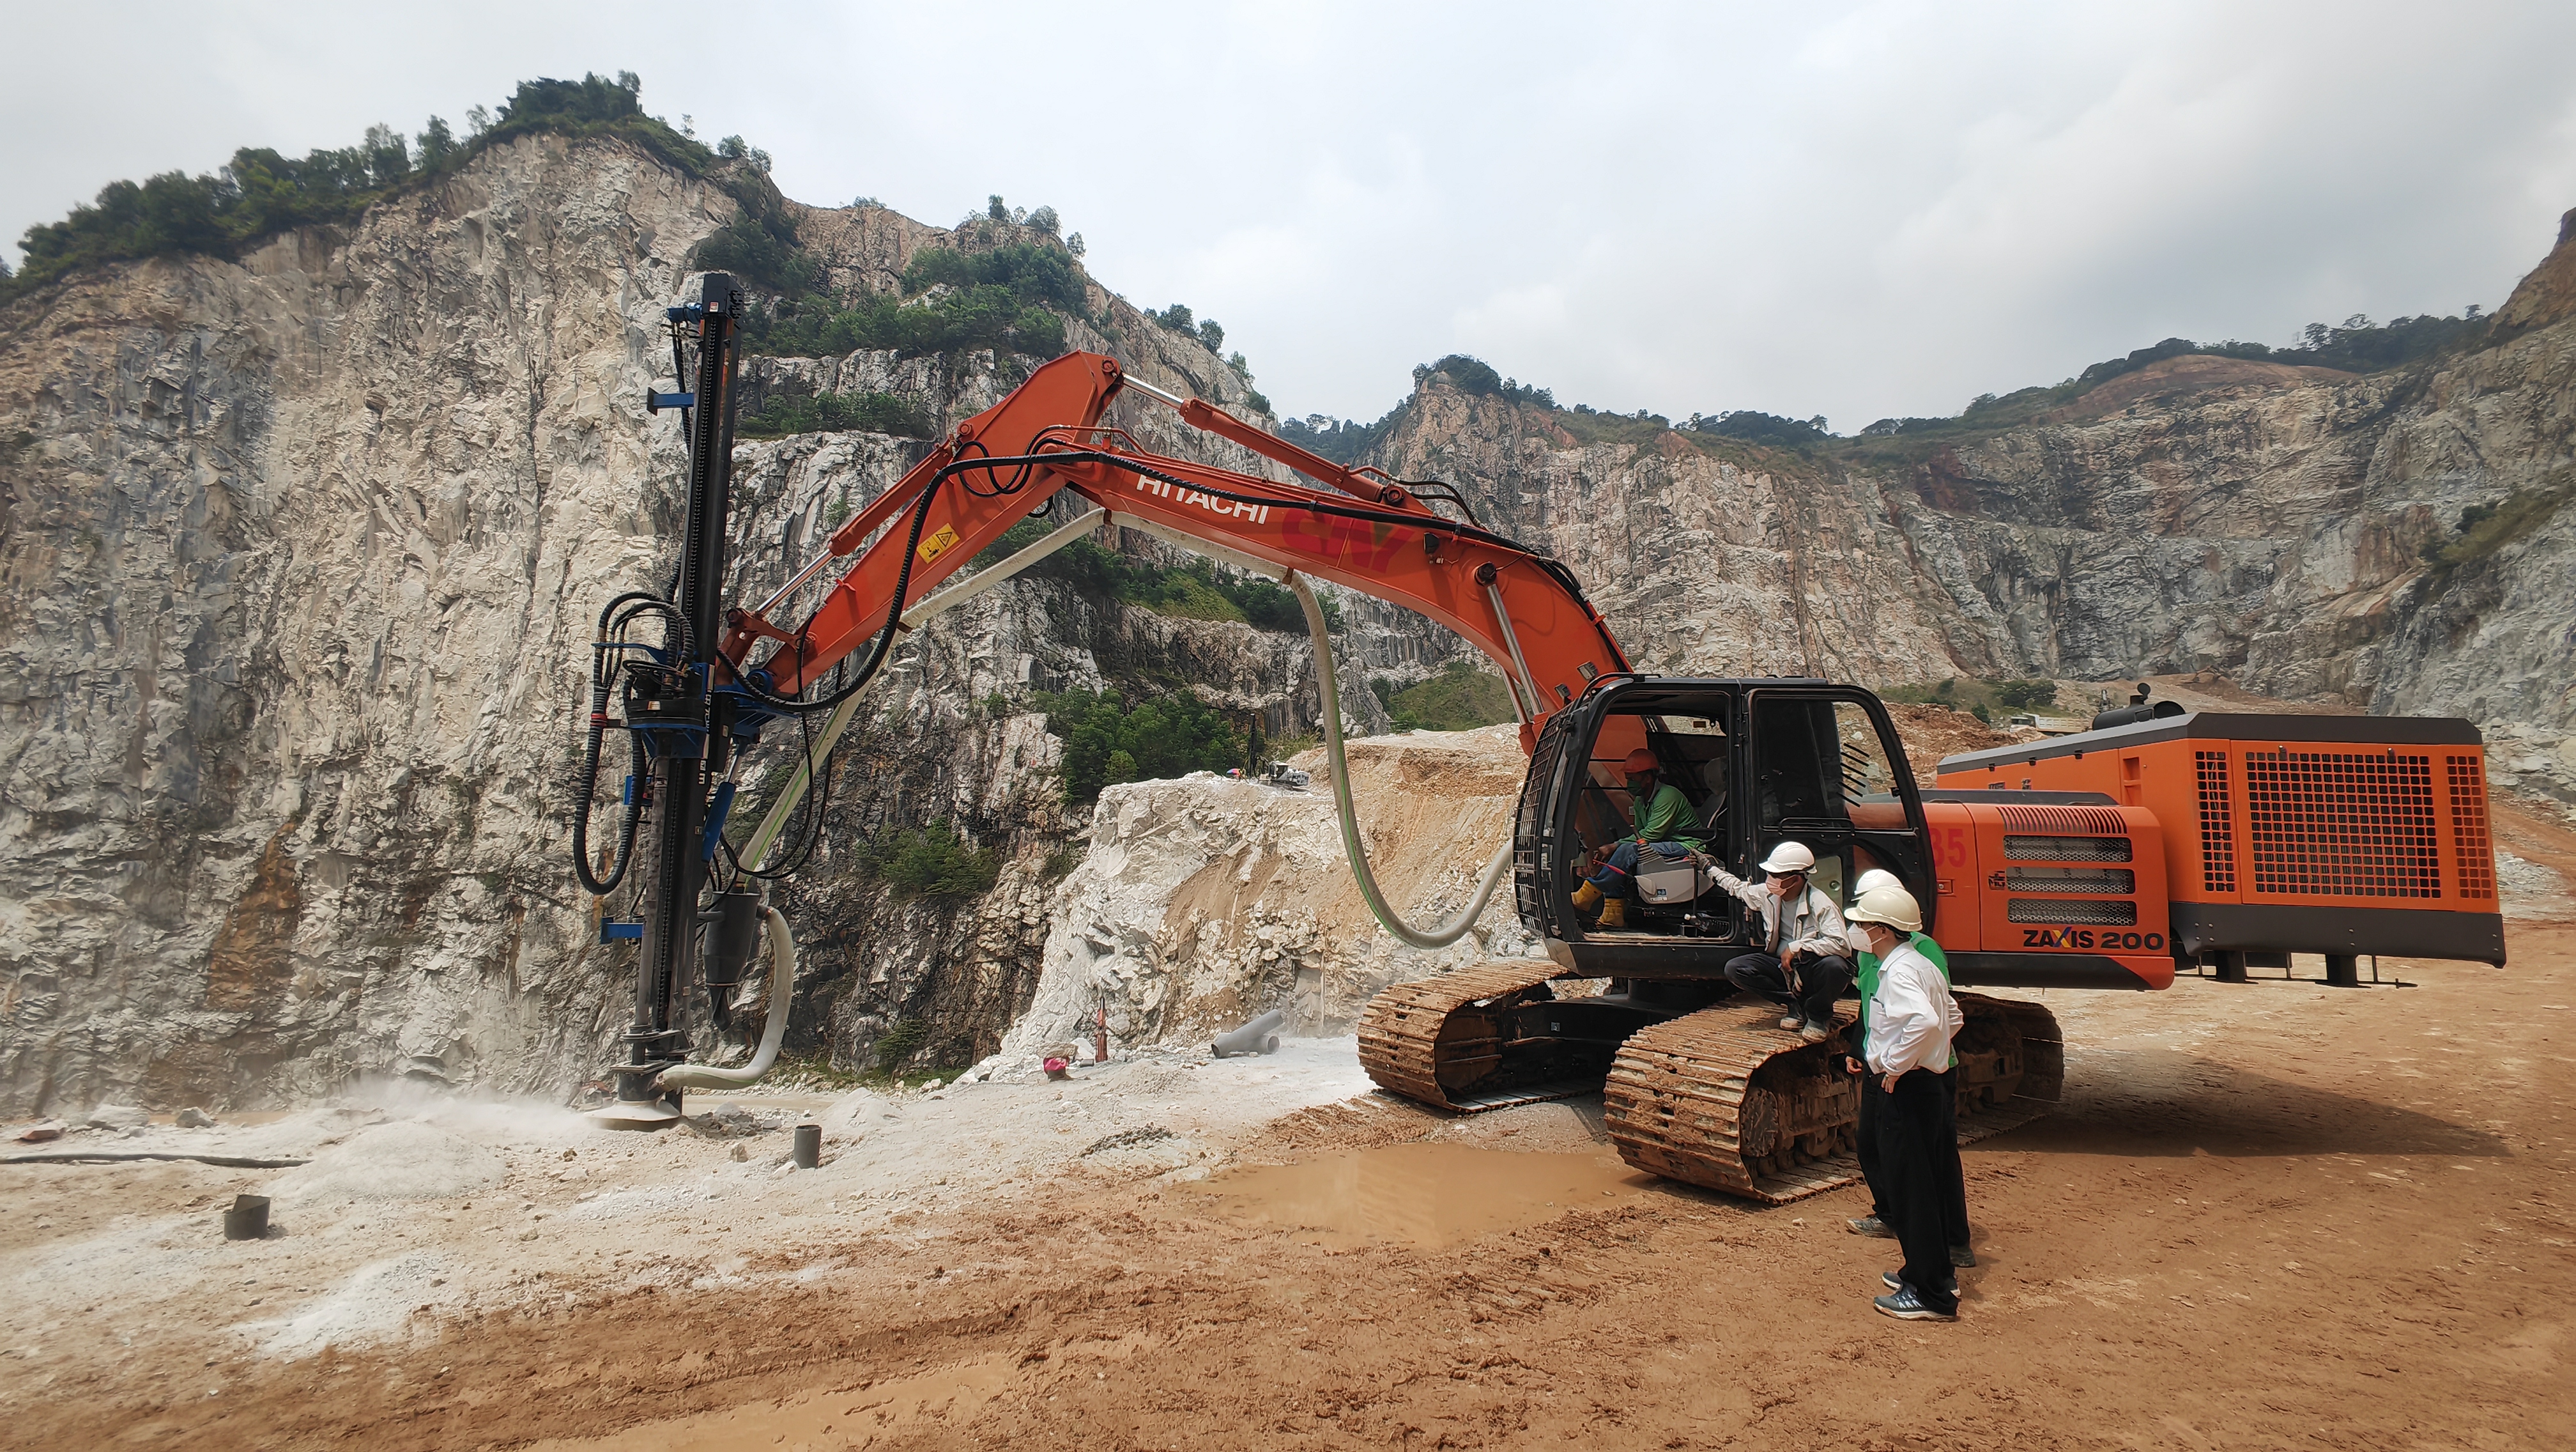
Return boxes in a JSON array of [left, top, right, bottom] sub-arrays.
[[855, 819, 1001, 903], [1882, 677, 2063, 717], [872, 1017, 928, 1074], [902, 240, 1086, 311], [965, 520, 1332, 633], [1142, 302, 1229, 353], [735, 389, 933, 439], [731, 233, 1072, 360], [1370, 661, 1517, 732], [1413, 353, 1556, 406], [738, 282, 1067, 361], [2420, 479, 2576, 587], [1851, 313, 2492, 444], [1032, 688, 1247, 807], [1687, 410, 1832, 449], [1280, 408, 1399, 465], [4, 72, 742, 304]]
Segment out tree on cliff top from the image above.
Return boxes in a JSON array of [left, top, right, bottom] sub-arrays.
[[3, 72, 739, 304]]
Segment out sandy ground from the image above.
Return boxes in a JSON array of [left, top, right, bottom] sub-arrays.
[[9, 805, 2575, 1448]]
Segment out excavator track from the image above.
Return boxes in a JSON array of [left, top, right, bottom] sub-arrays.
[[1357, 962, 1610, 1111], [1602, 992, 2066, 1205], [1361, 968, 2069, 1203]]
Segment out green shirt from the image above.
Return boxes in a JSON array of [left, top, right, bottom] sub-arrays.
[[1629, 781, 1705, 850], [1855, 932, 1952, 1067]]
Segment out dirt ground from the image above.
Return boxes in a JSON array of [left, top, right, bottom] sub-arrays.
[[10, 812, 2576, 1449]]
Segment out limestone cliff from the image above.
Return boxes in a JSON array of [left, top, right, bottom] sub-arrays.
[[0, 134, 1383, 1113], [1350, 216, 2576, 804], [7, 120, 2569, 1115]]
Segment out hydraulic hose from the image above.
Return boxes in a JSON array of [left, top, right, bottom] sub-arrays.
[[1289, 573, 1515, 949], [654, 902, 795, 1090]]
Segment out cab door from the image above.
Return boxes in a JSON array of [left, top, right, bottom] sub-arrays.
[[1742, 688, 1937, 931]]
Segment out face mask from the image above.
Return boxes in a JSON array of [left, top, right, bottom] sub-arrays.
[[1847, 925, 1874, 955]]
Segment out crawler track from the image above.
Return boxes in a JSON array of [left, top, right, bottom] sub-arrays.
[[1361, 968, 2068, 1204], [1356, 963, 1597, 1111], [1603, 993, 2065, 1203], [1602, 1005, 1862, 1201]]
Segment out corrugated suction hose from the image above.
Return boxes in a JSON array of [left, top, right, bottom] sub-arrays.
[[1290, 573, 1515, 950], [656, 903, 795, 1090]]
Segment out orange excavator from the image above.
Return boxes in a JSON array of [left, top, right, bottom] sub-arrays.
[[571, 277, 2505, 1202]]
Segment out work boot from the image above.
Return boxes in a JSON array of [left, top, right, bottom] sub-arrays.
[[1571, 881, 1604, 915], [1950, 1244, 1977, 1268], [1884, 1269, 1959, 1299], [1799, 1021, 1830, 1043], [1779, 1012, 1805, 1030], [1847, 1216, 1896, 1238], [1595, 897, 1629, 931]]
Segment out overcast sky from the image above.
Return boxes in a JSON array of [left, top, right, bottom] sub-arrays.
[[10, 1, 2573, 429]]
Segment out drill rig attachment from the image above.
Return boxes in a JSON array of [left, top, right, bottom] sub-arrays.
[[571, 272, 788, 1129]]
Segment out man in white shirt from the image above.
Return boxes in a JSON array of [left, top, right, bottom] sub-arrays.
[[1708, 842, 1852, 1042], [1851, 881, 1964, 1322]]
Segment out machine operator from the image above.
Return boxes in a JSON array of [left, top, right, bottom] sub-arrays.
[[1569, 748, 1705, 931]]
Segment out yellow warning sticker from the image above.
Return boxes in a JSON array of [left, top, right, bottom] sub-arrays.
[[917, 523, 962, 566]]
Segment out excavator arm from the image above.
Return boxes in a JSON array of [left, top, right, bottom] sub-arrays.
[[573, 303, 1630, 1127], [717, 351, 1630, 739]]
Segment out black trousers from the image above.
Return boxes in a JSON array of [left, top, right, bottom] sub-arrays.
[[1873, 1067, 1961, 1314], [1933, 1067, 1971, 1250], [1857, 1065, 1972, 1246], [1724, 952, 1853, 1028]]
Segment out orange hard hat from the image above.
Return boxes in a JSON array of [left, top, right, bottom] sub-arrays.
[[1621, 748, 1658, 774]]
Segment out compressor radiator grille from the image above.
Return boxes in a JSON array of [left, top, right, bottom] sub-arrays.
[[2244, 750, 2440, 899], [2448, 755, 2494, 900], [2194, 750, 2237, 893]]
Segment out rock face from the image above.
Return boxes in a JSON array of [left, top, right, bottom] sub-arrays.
[[0, 134, 740, 1113], [4, 123, 2567, 1113], [1000, 727, 1535, 1060], [0, 135, 1384, 1114], [1356, 215, 2576, 796]]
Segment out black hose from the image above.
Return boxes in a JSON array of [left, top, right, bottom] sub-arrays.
[[4, 1151, 311, 1168]]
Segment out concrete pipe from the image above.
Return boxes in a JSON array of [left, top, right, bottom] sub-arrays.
[[1213, 1009, 1287, 1058]]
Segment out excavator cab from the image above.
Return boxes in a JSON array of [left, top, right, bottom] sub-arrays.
[[1363, 674, 2058, 1200], [1514, 677, 1935, 973]]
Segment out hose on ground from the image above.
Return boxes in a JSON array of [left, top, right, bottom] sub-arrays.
[[653, 903, 795, 1090], [1289, 573, 1515, 950]]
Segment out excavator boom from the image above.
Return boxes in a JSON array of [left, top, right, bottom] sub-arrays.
[[719, 351, 1629, 736]]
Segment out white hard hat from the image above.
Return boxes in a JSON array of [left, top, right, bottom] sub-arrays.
[[1758, 842, 1816, 874], [1851, 868, 1901, 896], [1847, 883, 1924, 934]]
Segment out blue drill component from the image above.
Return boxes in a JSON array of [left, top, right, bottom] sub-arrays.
[[646, 390, 697, 415], [701, 781, 738, 861], [599, 918, 645, 942]]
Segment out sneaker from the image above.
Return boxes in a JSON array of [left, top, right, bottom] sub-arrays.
[[1799, 1021, 1830, 1043], [1779, 1013, 1804, 1030], [1883, 1269, 1959, 1298], [1873, 1286, 1957, 1322], [1949, 1244, 1977, 1269], [1847, 1216, 1896, 1238]]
